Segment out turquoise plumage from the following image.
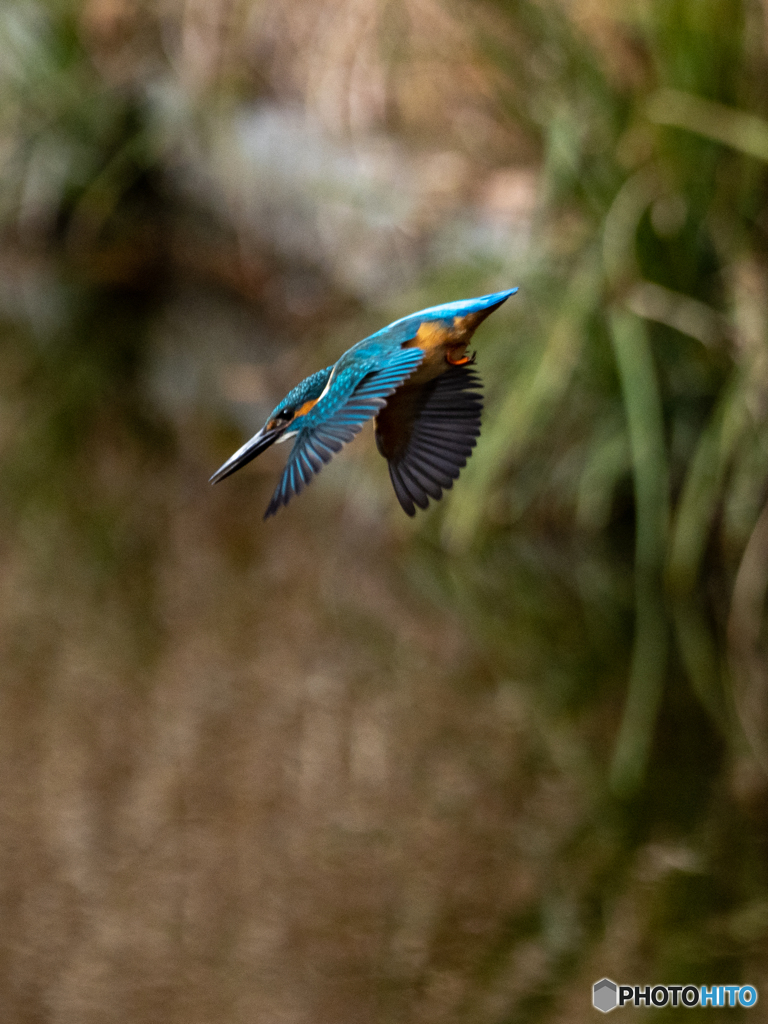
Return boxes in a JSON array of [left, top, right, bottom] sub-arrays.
[[211, 289, 517, 517]]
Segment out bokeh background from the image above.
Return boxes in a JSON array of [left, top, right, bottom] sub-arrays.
[[1, 0, 768, 1020]]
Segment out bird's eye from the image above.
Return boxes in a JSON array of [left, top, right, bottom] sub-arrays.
[[267, 409, 294, 431]]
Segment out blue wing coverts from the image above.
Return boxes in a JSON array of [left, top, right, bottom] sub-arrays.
[[264, 345, 425, 518]]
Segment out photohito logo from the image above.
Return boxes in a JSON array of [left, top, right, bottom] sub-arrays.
[[592, 979, 758, 1012]]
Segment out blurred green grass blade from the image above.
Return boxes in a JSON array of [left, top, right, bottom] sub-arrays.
[[441, 251, 602, 549], [668, 374, 747, 591], [608, 309, 669, 796], [647, 89, 768, 162], [608, 310, 668, 570], [672, 594, 733, 732], [603, 167, 661, 289], [576, 422, 630, 533], [610, 572, 668, 798], [626, 281, 724, 348], [723, 424, 768, 554]]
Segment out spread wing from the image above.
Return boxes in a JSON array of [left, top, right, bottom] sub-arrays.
[[374, 362, 483, 516], [264, 346, 424, 518]]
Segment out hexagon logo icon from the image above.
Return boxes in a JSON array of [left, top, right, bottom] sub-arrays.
[[593, 978, 618, 1012]]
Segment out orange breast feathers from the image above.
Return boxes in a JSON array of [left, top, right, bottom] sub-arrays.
[[405, 312, 486, 383]]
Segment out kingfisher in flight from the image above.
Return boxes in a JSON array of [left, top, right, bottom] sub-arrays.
[[210, 288, 517, 517]]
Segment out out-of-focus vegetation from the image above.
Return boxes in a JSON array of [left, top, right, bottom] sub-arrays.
[[1, 0, 768, 1022], [447, 0, 768, 797], [402, 0, 768, 800]]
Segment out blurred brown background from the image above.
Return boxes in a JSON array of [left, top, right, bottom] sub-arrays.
[[1, 0, 768, 1021]]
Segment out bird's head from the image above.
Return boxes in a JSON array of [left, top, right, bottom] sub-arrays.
[[210, 365, 333, 484]]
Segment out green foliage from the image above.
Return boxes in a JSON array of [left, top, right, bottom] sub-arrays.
[[439, 0, 768, 790], [0, 3, 766, 1015], [455, 0, 768, 567], [0, 1, 163, 249]]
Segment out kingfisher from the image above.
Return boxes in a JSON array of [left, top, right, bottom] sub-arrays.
[[210, 288, 517, 517]]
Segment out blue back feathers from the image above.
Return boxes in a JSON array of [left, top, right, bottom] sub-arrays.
[[358, 288, 518, 350]]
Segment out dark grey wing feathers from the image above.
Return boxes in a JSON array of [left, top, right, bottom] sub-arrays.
[[375, 363, 483, 517]]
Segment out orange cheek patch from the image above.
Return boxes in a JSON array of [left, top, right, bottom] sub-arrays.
[[296, 398, 318, 417]]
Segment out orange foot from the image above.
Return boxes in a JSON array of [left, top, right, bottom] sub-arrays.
[[446, 347, 472, 366]]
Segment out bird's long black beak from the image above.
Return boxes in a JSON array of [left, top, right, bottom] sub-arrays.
[[209, 423, 287, 484]]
